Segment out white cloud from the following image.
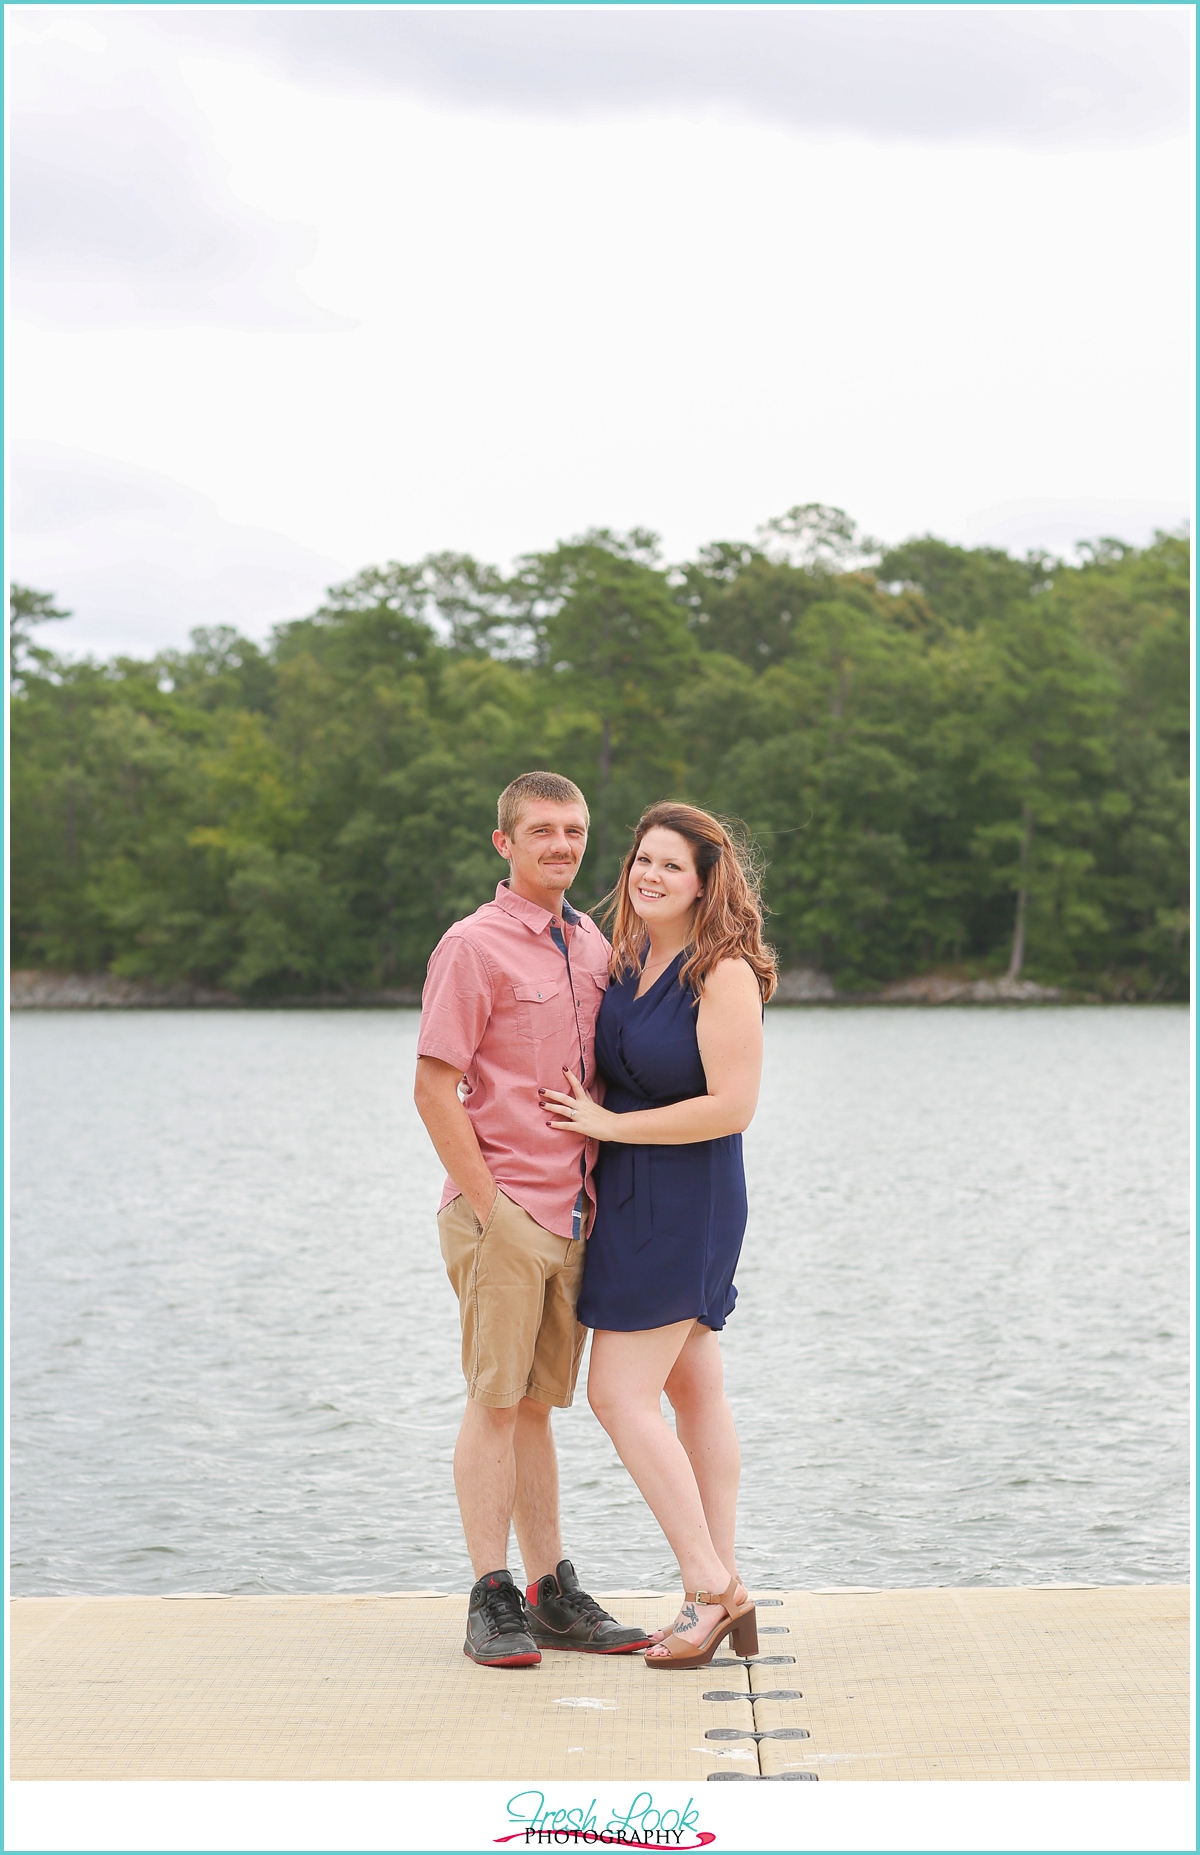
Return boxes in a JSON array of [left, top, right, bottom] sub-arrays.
[[8, 6, 1191, 336], [7, 10, 1192, 656], [17, 99, 1187, 567], [11, 104, 346, 331], [182, 7, 1191, 150], [8, 12, 345, 330], [10, 443, 346, 658]]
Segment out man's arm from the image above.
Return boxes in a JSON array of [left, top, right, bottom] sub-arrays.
[[414, 1056, 498, 1225]]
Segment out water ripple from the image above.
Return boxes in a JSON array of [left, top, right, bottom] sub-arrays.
[[11, 1006, 1189, 1594]]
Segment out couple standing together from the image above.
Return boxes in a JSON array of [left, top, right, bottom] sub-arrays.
[[414, 771, 777, 1669]]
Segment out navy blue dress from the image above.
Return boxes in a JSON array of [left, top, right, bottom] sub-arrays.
[[576, 953, 748, 1333]]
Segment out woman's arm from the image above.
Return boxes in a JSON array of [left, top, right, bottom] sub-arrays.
[[542, 957, 764, 1145]]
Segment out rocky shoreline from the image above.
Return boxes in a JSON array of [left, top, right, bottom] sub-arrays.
[[766, 968, 1064, 1004], [9, 971, 423, 1009], [12, 967, 1067, 1010]]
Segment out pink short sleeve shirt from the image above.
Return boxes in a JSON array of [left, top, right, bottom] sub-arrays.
[[417, 881, 612, 1240]]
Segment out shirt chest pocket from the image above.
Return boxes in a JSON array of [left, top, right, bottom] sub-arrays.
[[513, 979, 568, 1041], [583, 970, 608, 1031]]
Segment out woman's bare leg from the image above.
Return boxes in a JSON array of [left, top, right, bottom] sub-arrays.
[[588, 1321, 739, 1654], [664, 1323, 741, 1577]]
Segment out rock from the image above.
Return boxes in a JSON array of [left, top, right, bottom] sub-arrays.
[[878, 974, 970, 1003], [9, 971, 423, 1009], [302, 989, 423, 1007], [964, 977, 1061, 1002], [878, 973, 1061, 1004], [771, 968, 836, 1002], [10, 970, 240, 1008], [12, 965, 1063, 1011]]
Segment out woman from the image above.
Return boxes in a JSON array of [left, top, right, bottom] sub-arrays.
[[541, 802, 776, 1669]]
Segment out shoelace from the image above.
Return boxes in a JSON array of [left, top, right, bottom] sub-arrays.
[[482, 1586, 530, 1636], [555, 1587, 608, 1624]]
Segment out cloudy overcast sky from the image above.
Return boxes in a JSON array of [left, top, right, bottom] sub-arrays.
[[9, 5, 1193, 658]]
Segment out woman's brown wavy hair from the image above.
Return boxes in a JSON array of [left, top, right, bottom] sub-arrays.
[[602, 802, 778, 1003]]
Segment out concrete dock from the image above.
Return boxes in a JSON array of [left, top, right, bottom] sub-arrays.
[[11, 1585, 1189, 1782]]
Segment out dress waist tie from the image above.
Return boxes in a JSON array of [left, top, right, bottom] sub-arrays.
[[610, 1088, 692, 1255], [614, 1146, 654, 1254]]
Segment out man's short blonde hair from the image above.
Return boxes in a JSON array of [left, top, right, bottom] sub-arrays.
[[497, 771, 590, 839]]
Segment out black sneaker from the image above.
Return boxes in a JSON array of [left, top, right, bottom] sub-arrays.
[[463, 1570, 542, 1668], [526, 1560, 656, 1654]]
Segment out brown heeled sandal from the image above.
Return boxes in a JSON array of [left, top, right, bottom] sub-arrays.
[[644, 1575, 758, 1670]]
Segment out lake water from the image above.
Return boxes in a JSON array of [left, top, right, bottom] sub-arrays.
[[10, 1006, 1190, 1597]]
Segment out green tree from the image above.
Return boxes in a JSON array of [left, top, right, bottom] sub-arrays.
[[512, 532, 699, 893], [969, 602, 1117, 979], [876, 537, 1051, 630], [679, 544, 828, 667], [10, 583, 71, 689], [9, 520, 1190, 999], [1047, 531, 1189, 994], [705, 592, 939, 982]]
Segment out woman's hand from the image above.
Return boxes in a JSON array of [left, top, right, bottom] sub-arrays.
[[540, 1069, 622, 1141]]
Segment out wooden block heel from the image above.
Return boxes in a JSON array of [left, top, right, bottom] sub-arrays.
[[730, 1612, 758, 1657]]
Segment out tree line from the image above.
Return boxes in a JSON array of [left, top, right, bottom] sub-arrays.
[[10, 505, 1190, 999]]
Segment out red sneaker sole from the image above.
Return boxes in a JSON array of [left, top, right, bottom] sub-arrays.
[[463, 1647, 542, 1667]]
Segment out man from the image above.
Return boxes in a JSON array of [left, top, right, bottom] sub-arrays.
[[414, 770, 653, 1667]]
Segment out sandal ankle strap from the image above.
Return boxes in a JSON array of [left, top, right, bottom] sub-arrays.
[[684, 1576, 744, 1608]]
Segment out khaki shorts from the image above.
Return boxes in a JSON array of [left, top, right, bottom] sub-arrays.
[[438, 1189, 587, 1409]]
